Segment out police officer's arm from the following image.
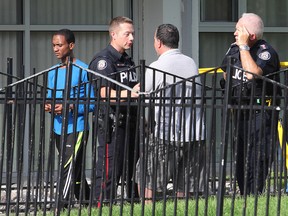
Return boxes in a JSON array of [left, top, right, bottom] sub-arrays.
[[220, 54, 228, 80], [100, 83, 140, 101], [223, 72, 227, 80], [237, 26, 263, 80]]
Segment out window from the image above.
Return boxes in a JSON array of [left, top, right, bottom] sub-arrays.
[[0, 0, 20, 25], [199, 0, 288, 68], [30, 0, 112, 25], [248, 1, 288, 27], [200, 0, 238, 22]]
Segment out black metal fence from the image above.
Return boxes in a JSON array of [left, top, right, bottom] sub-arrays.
[[1, 57, 288, 215]]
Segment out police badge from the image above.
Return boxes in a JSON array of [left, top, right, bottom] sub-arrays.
[[258, 51, 271, 60], [97, 59, 107, 70]]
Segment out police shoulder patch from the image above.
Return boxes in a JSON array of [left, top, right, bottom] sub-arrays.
[[97, 59, 107, 70], [258, 51, 271, 61]]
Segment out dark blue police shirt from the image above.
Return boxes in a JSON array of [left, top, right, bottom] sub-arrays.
[[89, 44, 138, 115], [221, 39, 280, 97], [89, 44, 138, 90]]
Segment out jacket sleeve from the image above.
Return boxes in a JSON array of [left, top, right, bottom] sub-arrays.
[[73, 69, 95, 114]]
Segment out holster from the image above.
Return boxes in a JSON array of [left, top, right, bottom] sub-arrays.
[[98, 114, 114, 144]]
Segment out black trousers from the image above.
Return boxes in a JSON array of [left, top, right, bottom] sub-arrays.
[[95, 120, 139, 202], [233, 110, 278, 195], [55, 131, 90, 201]]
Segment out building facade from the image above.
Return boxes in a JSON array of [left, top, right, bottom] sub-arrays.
[[0, 0, 287, 80], [0, 0, 287, 172]]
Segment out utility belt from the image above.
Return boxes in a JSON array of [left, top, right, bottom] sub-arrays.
[[98, 111, 126, 129], [97, 112, 126, 143], [232, 95, 273, 106], [234, 98, 275, 118], [255, 98, 272, 106]]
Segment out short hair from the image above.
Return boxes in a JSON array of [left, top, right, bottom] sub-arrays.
[[241, 13, 264, 39], [109, 16, 133, 33], [155, 24, 179, 49], [53, 29, 75, 44]]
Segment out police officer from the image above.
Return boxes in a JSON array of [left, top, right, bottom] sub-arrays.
[[89, 16, 140, 204], [221, 13, 280, 195]]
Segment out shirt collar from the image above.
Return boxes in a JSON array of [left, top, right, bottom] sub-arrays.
[[107, 44, 126, 62], [159, 49, 180, 59]]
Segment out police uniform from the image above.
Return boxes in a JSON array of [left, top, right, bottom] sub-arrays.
[[89, 44, 139, 201], [222, 40, 280, 98], [221, 39, 280, 194]]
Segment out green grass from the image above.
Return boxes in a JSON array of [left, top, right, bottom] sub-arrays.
[[38, 195, 288, 215]]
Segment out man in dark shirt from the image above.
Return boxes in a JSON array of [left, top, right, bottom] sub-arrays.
[[89, 16, 140, 204], [221, 13, 280, 195]]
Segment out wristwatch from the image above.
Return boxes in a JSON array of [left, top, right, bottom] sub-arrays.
[[239, 44, 250, 51]]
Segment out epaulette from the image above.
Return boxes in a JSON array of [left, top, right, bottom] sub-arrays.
[[259, 44, 268, 51], [225, 43, 237, 55], [230, 42, 237, 48]]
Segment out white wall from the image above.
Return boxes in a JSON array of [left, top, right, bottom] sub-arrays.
[[141, 0, 162, 65], [138, 0, 199, 66]]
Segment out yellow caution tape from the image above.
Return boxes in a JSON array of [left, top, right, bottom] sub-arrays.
[[278, 120, 288, 169], [199, 62, 288, 74]]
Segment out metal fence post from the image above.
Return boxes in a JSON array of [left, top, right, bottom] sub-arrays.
[[5, 57, 13, 215], [55, 57, 73, 213], [139, 59, 146, 216], [216, 56, 234, 216]]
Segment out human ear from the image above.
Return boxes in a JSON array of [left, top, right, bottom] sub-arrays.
[[249, 33, 256, 41], [69, 42, 75, 50]]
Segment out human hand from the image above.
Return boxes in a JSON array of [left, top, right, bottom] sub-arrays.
[[45, 103, 71, 115], [54, 104, 63, 114], [44, 103, 52, 112], [236, 26, 250, 46], [131, 83, 140, 98]]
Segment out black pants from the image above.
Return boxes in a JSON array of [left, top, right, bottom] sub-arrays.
[[95, 120, 139, 202], [234, 110, 277, 195], [55, 131, 90, 201]]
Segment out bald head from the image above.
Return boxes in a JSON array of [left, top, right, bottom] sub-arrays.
[[238, 13, 264, 39]]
